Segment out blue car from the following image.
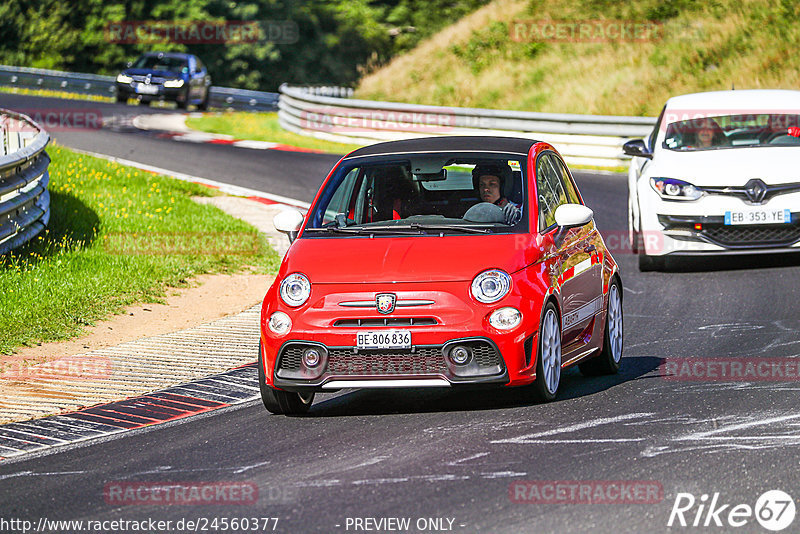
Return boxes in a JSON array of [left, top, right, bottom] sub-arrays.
[[116, 52, 211, 110]]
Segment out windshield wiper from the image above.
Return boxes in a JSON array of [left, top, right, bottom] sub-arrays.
[[407, 223, 490, 234], [306, 226, 422, 235]]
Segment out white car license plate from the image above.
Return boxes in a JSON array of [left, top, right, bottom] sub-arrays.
[[135, 83, 158, 95], [724, 209, 791, 225], [356, 330, 411, 349]]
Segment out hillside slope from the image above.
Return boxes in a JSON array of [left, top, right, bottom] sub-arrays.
[[356, 0, 800, 116]]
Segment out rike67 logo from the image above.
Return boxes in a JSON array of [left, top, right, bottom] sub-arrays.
[[668, 490, 796, 531]]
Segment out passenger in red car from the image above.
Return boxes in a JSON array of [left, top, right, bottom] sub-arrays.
[[373, 167, 416, 221]]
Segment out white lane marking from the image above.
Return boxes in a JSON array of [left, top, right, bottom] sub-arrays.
[[0, 470, 85, 481], [503, 438, 645, 444], [234, 461, 272, 473], [352, 477, 409, 485], [304, 479, 341, 487], [67, 148, 310, 209], [490, 412, 653, 444], [446, 452, 489, 466], [674, 413, 800, 441], [480, 471, 527, 479], [314, 474, 473, 487], [349, 456, 390, 469]]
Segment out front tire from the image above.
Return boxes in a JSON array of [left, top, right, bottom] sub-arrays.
[[532, 302, 561, 402], [579, 278, 623, 376], [176, 90, 189, 110], [197, 89, 210, 111], [258, 342, 314, 415]]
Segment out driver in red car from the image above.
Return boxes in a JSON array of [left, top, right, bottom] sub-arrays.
[[472, 163, 522, 225]]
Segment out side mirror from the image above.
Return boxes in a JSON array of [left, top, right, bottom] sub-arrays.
[[554, 204, 593, 229], [273, 209, 304, 243], [126, 61, 132, 68], [623, 139, 653, 159]]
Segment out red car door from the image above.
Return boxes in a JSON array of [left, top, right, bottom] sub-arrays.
[[535, 153, 603, 349]]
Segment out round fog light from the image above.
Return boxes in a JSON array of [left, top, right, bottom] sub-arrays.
[[303, 348, 321, 367], [450, 346, 471, 365], [268, 311, 292, 336], [489, 307, 522, 330]]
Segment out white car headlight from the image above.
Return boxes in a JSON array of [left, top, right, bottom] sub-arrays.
[[163, 78, 185, 88], [489, 307, 522, 330], [650, 177, 703, 201], [268, 311, 292, 335], [471, 270, 511, 304], [116, 74, 132, 83], [280, 273, 311, 307]]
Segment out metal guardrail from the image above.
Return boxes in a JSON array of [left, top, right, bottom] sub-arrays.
[[278, 84, 657, 168], [0, 109, 50, 255], [0, 65, 279, 112], [207, 85, 278, 112]]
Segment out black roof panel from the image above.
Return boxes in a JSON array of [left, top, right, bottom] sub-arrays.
[[344, 136, 540, 159]]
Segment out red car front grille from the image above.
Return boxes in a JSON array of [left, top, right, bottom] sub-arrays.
[[332, 317, 437, 327], [327, 348, 446, 376]]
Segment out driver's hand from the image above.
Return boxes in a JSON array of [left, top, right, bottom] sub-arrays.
[[502, 203, 521, 225]]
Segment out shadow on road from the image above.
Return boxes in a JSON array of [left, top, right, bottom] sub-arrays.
[[662, 251, 800, 273], [305, 356, 664, 417]]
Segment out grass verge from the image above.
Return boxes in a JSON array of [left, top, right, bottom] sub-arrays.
[[185, 111, 364, 154], [0, 86, 114, 103], [0, 144, 280, 355], [356, 0, 800, 116]]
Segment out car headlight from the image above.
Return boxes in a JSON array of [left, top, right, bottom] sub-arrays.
[[650, 177, 703, 201], [279, 273, 311, 307], [116, 74, 132, 84], [163, 78, 185, 88], [471, 270, 511, 304], [489, 307, 522, 330], [268, 311, 292, 335]]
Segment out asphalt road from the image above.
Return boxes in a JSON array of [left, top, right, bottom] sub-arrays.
[[2, 95, 800, 533]]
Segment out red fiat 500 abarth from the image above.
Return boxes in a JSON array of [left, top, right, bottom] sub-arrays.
[[259, 137, 623, 414]]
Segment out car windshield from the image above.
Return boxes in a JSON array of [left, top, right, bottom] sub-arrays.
[[663, 113, 800, 151], [305, 153, 528, 236], [132, 55, 188, 72]]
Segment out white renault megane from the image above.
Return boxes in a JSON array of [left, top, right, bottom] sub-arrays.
[[625, 90, 800, 270]]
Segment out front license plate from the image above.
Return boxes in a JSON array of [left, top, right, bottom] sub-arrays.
[[356, 330, 411, 349], [724, 209, 791, 225], [135, 83, 158, 95]]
